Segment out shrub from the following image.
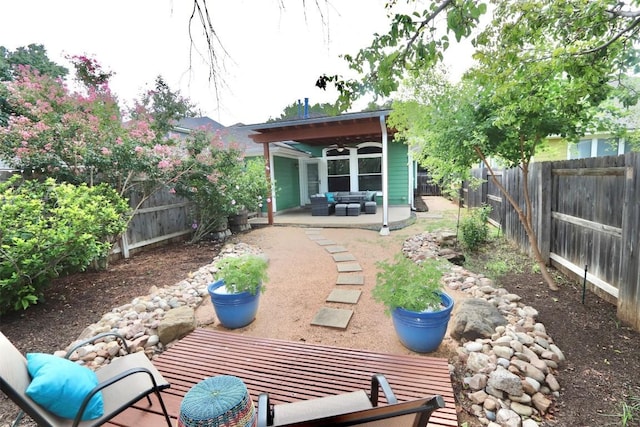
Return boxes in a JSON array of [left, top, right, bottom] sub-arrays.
[[372, 254, 446, 314], [459, 205, 491, 252], [214, 255, 269, 295], [0, 176, 129, 314], [172, 130, 270, 243]]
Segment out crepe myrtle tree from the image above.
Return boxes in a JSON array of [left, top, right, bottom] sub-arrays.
[[0, 56, 194, 218], [390, 0, 640, 290], [169, 128, 270, 243]]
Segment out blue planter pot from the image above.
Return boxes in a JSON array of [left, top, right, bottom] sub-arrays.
[[207, 279, 261, 329], [391, 292, 454, 353]]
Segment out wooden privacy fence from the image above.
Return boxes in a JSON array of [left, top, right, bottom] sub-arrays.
[[463, 153, 640, 331], [111, 187, 193, 259]]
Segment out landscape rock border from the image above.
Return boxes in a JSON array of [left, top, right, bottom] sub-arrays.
[[56, 242, 263, 366], [404, 232, 564, 427]]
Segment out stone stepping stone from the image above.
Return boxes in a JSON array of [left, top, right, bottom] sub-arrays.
[[307, 235, 325, 241], [325, 246, 348, 254], [337, 263, 362, 272], [311, 307, 353, 329], [316, 239, 337, 246], [304, 228, 323, 234], [326, 289, 361, 304], [332, 253, 356, 262], [336, 274, 365, 285]]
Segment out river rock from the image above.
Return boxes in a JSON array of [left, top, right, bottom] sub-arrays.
[[157, 306, 196, 345], [451, 298, 508, 340]]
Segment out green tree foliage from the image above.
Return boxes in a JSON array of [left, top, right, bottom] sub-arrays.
[[0, 60, 194, 216], [132, 75, 197, 137], [0, 44, 68, 126], [0, 176, 129, 314], [316, 0, 487, 110], [389, 0, 640, 290], [268, 100, 339, 121], [0, 44, 68, 82]]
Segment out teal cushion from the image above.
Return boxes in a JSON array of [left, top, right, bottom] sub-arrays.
[[325, 192, 335, 203], [25, 353, 104, 420]]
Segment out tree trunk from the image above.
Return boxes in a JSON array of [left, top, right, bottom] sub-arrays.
[[474, 147, 557, 290]]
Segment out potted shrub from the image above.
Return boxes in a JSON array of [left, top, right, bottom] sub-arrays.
[[372, 254, 454, 353], [207, 254, 269, 329]]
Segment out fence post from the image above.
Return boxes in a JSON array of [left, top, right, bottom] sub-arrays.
[[619, 153, 640, 330], [537, 162, 552, 263], [481, 168, 489, 206]]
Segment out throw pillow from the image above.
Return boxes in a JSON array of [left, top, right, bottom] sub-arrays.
[[366, 190, 376, 201], [25, 353, 104, 420], [325, 192, 335, 203]]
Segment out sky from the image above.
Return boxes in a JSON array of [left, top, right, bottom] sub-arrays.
[[0, 0, 475, 126]]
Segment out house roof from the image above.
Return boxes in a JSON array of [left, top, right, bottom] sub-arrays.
[[247, 109, 395, 146], [173, 117, 225, 133]]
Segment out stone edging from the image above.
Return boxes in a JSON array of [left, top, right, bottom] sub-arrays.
[[403, 232, 564, 427]]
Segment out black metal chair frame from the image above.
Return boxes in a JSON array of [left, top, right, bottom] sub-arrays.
[[0, 331, 172, 427]]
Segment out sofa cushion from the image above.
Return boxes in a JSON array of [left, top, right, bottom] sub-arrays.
[[325, 192, 335, 203]]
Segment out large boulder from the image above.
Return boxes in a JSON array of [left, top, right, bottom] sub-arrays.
[[451, 298, 507, 341], [157, 306, 196, 345]]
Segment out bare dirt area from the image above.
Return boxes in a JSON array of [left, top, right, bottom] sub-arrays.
[[1, 197, 639, 427]]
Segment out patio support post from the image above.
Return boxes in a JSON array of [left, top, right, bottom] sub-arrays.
[[263, 142, 274, 225], [379, 115, 390, 236]]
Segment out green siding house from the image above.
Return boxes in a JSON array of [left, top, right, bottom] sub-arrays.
[[245, 110, 414, 232]]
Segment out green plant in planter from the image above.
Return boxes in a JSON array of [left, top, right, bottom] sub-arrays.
[[372, 253, 446, 314], [215, 255, 269, 295]]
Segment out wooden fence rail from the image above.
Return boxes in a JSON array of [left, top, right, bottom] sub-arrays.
[[463, 153, 640, 331], [111, 187, 193, 259]]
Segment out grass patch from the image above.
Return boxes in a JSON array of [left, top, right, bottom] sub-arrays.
[[603, 394, 640, 426], [463, 235, 534, 281]]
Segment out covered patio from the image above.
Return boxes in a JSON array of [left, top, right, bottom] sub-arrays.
[[248, 110, 415, 235], [249, 205, 414, 230]]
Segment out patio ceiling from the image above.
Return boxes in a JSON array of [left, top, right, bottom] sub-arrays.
[[248, 109, 395, 147]]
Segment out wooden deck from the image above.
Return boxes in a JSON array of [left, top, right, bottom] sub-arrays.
[[105, 328, 458, 427]]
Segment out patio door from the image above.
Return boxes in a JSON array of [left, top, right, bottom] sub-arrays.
[[302, 160, 320, 204]]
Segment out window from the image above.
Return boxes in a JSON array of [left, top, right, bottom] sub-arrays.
[[596, 138, 619, 157], [570, 138, 626, 159], [357, 146, 382, 191], [569, 139, 592, 159], [324, 144, 383, 192], [327, 149, 350, 191]]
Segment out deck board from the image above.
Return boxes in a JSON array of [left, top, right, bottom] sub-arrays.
[[106, 328, 458, 426]]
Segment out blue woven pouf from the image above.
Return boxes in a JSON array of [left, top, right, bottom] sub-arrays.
[[178, 375, 256, 427]]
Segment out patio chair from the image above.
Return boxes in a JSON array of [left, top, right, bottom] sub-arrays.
[[257, 373, 445, 426], [0, 331, 172, 427], [310, 194, 335, 216]]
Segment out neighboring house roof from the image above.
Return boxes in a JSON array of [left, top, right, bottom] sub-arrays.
[[247, 109, 395, 147], [173, 116, 310, 158], [173, 117, 225, 134]]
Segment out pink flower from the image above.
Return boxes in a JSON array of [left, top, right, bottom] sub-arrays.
[[169, 188, 176, 194], [101, 147, 111, 155], [157, 159, 172, 170]]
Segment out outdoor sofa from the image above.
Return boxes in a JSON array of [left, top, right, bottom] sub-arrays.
[[310, 192, 377, 216]]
